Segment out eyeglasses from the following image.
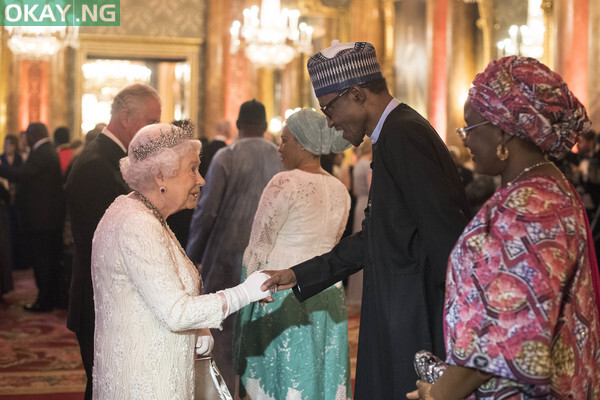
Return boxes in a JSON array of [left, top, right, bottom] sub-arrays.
[[320, 87, 351, 118], [456, 121, 490, 140]]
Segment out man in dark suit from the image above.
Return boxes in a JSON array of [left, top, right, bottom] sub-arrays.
[[66, 84, 161, 400], [198, 120, 231, 177], [262, 42, 471, 399], [0, 122, 65, 312]]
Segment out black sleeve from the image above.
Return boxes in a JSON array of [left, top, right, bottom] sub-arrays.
[[291, 230, 366, 301]]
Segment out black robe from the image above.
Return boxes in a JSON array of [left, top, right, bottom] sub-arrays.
[[291, 103, 471, 399]]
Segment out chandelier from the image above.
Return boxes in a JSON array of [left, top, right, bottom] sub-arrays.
[[229, 0, 313, 69], [5, 26, 78, 59], [81, 60, 153, 133], [496, 0, 545, 59]]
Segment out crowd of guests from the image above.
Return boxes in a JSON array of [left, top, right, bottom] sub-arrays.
[[0, 40, 599, 400], [0, 123, 103, 306]]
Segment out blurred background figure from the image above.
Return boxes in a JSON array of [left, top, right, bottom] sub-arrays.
[[0, 122, 66, 313], [448, 145, 474, 188], [0, 183, 13, 303], [352, 138, 372, 234], [18, 131, 30, 162], [54, 127, 73, 175], [464, 174, 499, 214], [1, 133, 25, 270], [346, 137, 373, 306], [574, 129, 600, 220], [199, 119, 232, 177]]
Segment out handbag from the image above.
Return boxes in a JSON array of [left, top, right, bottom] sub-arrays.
[[194, 356, 233, 400], [414, 350, 447, 384]]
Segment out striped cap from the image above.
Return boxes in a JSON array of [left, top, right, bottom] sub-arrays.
[[307, 41, 383, 97]]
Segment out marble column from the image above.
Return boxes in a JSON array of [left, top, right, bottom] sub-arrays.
[[427, 0, 448, 141], [206, 0, 234, 138], [18, 60, 50, 131], [554, 0, 589, 105]]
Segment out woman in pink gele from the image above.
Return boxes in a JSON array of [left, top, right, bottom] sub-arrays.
[[408, 56, 600, 399]]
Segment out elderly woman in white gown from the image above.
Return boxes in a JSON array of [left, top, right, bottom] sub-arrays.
[[234, 109, 353, 400], [91, 122, 271, 400]]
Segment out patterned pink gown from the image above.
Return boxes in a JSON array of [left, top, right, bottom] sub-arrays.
[[444, 175, 600, 399]]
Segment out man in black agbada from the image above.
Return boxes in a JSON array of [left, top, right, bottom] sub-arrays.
[[261, 41, 471, 398]]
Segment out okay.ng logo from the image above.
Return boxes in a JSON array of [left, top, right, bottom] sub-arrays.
[[2, 0, 120, 26]]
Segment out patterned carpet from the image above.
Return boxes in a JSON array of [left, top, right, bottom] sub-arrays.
[[0, 270, 86, 398], [0, 270, 360, 398]]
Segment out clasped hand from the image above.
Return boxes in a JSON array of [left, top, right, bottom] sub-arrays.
[[257, 269, 298, 304], [195, 328, 214, 356]]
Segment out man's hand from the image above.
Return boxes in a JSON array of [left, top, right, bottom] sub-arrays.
[[258, 269, 298, 303]]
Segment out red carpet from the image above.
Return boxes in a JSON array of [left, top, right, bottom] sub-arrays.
[[0, 270, 85, 398]]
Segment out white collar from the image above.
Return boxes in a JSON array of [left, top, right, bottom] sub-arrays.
[[369, 98, 401, 144], [32, 137, 50, 151], [101, 127, 127, 153]]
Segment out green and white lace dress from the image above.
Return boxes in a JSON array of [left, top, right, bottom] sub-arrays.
[[234, 170, 352, 400]]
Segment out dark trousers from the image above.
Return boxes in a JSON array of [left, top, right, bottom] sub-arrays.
[[28, 229, 63, 307], [76, 312, 95, 400]]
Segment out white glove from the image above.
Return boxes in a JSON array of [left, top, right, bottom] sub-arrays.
[[218, 271, 272, 317], [195, 328, 214, 356]]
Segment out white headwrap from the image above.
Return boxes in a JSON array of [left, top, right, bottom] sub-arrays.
[[285, 108, 351, 155]]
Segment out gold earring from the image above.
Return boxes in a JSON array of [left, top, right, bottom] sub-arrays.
[[496, 144, 509, 161]]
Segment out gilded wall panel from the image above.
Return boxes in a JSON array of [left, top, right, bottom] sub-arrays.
[[79, 0, 205, 39]]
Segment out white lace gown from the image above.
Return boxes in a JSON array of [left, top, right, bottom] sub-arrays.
[[91, 194, 225, 400], [235, 169, 352, 400]]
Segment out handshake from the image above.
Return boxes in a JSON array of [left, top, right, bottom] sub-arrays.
[[198, 272, 275, 356], [218, 271, 276, 317]]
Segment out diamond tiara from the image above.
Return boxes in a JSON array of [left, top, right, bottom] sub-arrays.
[[131, 121, 194, 161]]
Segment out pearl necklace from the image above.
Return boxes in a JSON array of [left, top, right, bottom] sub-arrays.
[[132, 191, 193, 262], [505, 161, 553, 187]]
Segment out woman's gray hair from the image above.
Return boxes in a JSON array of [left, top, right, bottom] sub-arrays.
[[120, 123, 202, 192]]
